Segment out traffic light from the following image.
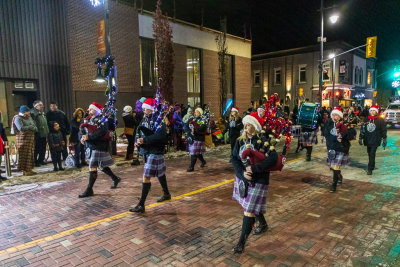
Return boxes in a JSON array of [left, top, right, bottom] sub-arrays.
[[335, 91, 340, 97], [394, 65, 400, 78], [323, 69, 329, 80], [322, 81, 327, 90]]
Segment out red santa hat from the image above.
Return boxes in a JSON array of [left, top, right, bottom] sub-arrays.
[[330, 107, 343, 119], [369, 105, 379, 114], [142, 98, 155, 110], [243, 112, 264, 132], [89, 102, 103, 114], [231, 107, 239, 113]]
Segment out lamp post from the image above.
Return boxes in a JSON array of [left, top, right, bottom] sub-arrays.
[[329, 53, 336, 107], [318, 0, 339, 105]]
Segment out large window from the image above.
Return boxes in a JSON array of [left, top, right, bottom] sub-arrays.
[[187, 48, 201, 107], [354, 67, 359, 85], [299, 64, 307, 83], [140, 38, 157, 88], [224, 55, 235, 109], [274, 68, 281, 85], [253, 71, 260, 86]]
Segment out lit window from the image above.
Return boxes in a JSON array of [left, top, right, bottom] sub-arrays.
[[367, 71, 371, 85], [187, 48, 201, 106]]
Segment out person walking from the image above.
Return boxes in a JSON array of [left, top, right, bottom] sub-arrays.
[[224, 107, 243, 155], [13, 106, 38, 176], [70, 108, 87, 168], [48, 121, 65, 171], [173, 105, 183, 150], [46, 101, 70, 160], [186, 107, 207, 172], [122, 105, 137, 160], [31, 100, 49, 167]]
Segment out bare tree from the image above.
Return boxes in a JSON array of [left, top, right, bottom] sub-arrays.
[[215, 17, 228, 116]]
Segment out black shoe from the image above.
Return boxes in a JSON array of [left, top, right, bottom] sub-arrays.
[[232, 242, 245, 254], [131, 160, 140, 166], [295, 147, 300, 153], [187, 167, 194, 172], [200, 161, 206, 168], [329, 184, 336, 193], [35, 162, 40, 167], [306, 154, 311, 161], [253, 223, 268, 235], [81, 162, 88, 166], [337, 174, 343, 185], [367, 170, 372, 175], [1, 177, 7, 181], [157, 194, 171, 202], [40, 162, 47, 166], [53, 167, 59, 172], [76, 164, 82, 169], [59, 167, 65, 171], [78, 188, 94, 198], [129, 204, 145, 213], [110, 177, 121, 189]]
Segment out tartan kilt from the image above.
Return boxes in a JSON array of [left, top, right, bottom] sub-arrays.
[[143, 154, 166, 178], [16, 131, 35, 172], [232, 177, 269, 215], [88, 150, 114, 169], [188, 141, 206, 155], [298, 130, 317, 147], [326, 151, 349, 167]]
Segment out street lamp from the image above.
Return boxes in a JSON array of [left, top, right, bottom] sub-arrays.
[[93, 63, 106, 83], [329, 53, 336, 107], [318, 0, 339, 105]]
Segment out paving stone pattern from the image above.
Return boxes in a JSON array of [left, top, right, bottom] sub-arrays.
[[0, 153, 400, 266]]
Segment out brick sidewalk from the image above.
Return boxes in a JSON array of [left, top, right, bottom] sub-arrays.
[[1, 154, 400, 266]]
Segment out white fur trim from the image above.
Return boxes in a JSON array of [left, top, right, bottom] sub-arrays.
[[330, 109, 343, 119], [231, 107, 239, 113], [142, 103, 154, 110], [242, 115, 262, 132], [369, 107, 379, 113], [89, 104, 101, 114]]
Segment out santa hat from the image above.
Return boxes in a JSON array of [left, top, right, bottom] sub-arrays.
[[243, 113, 263, 132], [89, 102, 103, 114], [257, 105, 266, 111], [369, 105, 379, 114], [142, 98, 155, 110], [330, 107, 343, 119], [195, 107, 203, 115], [231, 107, 239, 113]]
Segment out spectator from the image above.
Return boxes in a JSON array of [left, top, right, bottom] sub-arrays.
[[173, 105, 183, 150], [224, 107, 243, 155], [13, 105, 38, 176], [31, 100, 49, 166], [0, 112, 8, 181], [70, 108, 87, 168], [122, 105, 137, 160], [48, 121, 65, 171], [182, 106, 193, 124], [46, 101, 70, 160]]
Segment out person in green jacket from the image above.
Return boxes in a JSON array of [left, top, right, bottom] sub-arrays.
[[31, 100, 49, 166]]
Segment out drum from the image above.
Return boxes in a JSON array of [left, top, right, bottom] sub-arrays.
[[291, 125, 301, 138], [298, 102, 319, 129]]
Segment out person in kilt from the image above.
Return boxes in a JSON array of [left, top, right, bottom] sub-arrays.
[[298, 126, 318, 161], [186, 107, 207, 172], [224, 107, 243, 156], [129, 98, 171, 213], [359, 105, 387, 175], [324, 107, 350, 193], [231, 113, 278, 254], [13, 105, 38, 176], [78, 102, 121, 198]]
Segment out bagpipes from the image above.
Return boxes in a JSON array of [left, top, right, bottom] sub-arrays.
[[79, 116, 113, 141], [185, 105, 211, 144]]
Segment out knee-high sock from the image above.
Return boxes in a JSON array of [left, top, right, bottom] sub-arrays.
[[139, 182, 151, 206], [189, 155, 197, 168], [197, 154, 206, 164], [88, 171, 98, 189], [102, 167, 119, 181], [256, 214, 267, 225], [157, 175, 170, 195], [239, 216, 255, 244], [306, 146, 313, 155], [333, 170, 339, 186]]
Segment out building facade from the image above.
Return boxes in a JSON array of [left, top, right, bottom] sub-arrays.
[[0, 0, 251, 127], [251, 42, 377, 109]]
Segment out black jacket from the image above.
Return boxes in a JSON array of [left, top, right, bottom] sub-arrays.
[[225, 116, 243, 140], [324, 118, 351, 153], [185, 117, 207, 142], [46, 110, 70, 134], [122, 114, 137, 131], [231, 135, 278, 185], [137, 116, 167, 155], [84, 116, 109, 152], [48, 130, 64, 152], [360, 117, 387, 147], [70, 118, 83, 143]]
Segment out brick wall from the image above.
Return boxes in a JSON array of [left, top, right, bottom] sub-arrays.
[[235, 55, 252, 116], [202, 50, 220, 118]]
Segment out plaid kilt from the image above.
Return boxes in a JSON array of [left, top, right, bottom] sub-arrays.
[[298, 130, 318, 147], [326, 151, 349, 167], [232, 177, 269, 215], [143, 154, 166, 178], [88, 150, 114, 169], [188, 141, 206, 155], [16, 131, 35, 172]]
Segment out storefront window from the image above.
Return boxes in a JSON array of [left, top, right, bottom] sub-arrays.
[[222, 55, 235, 111], [140, 38, 157, 88], [187, 48, 201, 107]]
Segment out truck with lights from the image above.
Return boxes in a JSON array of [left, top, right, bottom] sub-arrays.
[[383, 101, 400, 127]]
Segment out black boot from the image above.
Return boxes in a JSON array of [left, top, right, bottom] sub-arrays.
[[253, 214, 268, 235], [306, 146, 312, 161], [232, 216, 255, 254], [337, 170, 343, 185], [187, 155, 197, 172], [102, 167, 121, 189], [79, 171, 97, 198], [367, 169, 373, 175], [129, 182, 151, 213], [157, 175, 171, 202], [198, 154, 206, 168], [330, 170, 339, 193], [53, 162, 59, 172], [58, 161, 64, 171]]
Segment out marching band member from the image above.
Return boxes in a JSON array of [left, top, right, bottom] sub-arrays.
[[186, 107, 207, 172]]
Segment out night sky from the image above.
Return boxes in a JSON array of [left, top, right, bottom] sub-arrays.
[[141, 0, 400, 63]]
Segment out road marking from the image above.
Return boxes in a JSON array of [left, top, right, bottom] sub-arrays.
[[0, 157, 302, 256], [333, 219, 347, 224], [328, 232, 344, 239], [307, 213, 321, 218], [339, 197, 350, 201]]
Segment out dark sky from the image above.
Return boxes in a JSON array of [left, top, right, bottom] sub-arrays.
[[141, 0, 400, 62]]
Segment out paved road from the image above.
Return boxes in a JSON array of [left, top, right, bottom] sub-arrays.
[[0, 130, 399, 266]]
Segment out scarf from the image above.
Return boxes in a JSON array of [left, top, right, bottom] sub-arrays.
[[368, 116, 377, 120]]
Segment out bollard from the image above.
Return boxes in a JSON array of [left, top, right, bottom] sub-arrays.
[[4, 141, 13, 178]]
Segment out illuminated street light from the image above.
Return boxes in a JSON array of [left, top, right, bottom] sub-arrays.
[[93, 64, 106, 83], [329, 14, 339, 24], [329, 53, 335, 59]]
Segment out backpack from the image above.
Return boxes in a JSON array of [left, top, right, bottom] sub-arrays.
[[10, 115, 20, 135]]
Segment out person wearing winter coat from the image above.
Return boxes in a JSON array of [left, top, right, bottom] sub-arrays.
[[70, 108, 87, 168], [359, 105, 387, 175], [224, 107, 243, 154], [46, 101, 70, 160], [122, 105, 137, 160], [48, 121, 65, 171], [0, 112, 8, 181], [173, 106, 183, 150], [31, 100, 49, 166]]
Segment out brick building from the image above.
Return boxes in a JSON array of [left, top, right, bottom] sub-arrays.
[[251, 42, 377, 109], [0, 0, 251, 127]]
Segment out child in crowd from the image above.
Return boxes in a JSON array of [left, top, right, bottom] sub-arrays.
[[48, 121, 65, 171]]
